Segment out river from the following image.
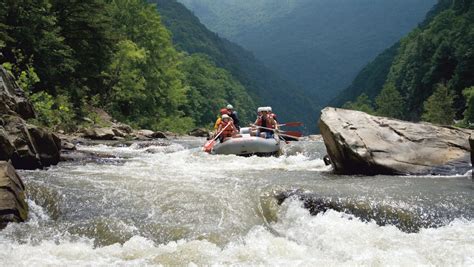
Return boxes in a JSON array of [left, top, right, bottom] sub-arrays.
[[0, 137, 473, 266]]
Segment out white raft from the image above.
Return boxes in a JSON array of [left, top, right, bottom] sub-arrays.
[[211, 127, 281, 156]]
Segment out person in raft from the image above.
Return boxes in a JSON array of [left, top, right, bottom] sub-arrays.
[[253, 107, 278, 138], [214, 108, 230, 131], [267, 106, 278, 122], [216, 114, 239, 142], [226, 104, 240, 130]]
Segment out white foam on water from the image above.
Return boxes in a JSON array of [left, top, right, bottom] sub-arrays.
[[1, 199, 472, 266]]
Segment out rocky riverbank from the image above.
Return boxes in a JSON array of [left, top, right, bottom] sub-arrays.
[[0, 65, 211, 228]]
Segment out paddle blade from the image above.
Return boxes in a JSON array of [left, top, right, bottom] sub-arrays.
[[283, 131, 303, 137], [203, 140, 216, 153], [279, 122, 303, 127]]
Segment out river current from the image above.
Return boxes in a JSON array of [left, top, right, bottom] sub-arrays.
[[0, 137, 473, 266]]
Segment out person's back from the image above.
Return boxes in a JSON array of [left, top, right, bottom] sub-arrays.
[[226, 104, 240, 130]]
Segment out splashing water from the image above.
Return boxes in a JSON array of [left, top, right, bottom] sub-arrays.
[[0, 138, 472, 266]]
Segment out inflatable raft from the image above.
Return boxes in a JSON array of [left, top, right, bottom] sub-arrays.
[[210, 127, 281, 156]]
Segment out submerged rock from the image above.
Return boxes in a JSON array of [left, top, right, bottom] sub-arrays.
[[0, 161, 28, 228], [319, 107, 472, 175], [276, 190, 425, 233]]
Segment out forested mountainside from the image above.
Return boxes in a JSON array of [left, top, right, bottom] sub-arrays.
[[152, 0, 319, 132], [333, 0, 474, 127], [178, 0, 435, 103], [0, 0, 267, 133], [178, 0, 301, 39]]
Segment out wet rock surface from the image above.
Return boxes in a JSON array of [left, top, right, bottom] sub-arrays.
[[275, 189, 462, 233], [0, 161, 28, 228], [319, 107, 472, 175]]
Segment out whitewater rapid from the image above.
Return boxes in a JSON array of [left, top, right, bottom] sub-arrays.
[[0, 138, 472, 266]]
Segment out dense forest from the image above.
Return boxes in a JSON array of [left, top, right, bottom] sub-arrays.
[[333, 0, 474, 127], [179, 0, 435, 103], [153, 0, 318, 132], [0, 0, 287, 133]]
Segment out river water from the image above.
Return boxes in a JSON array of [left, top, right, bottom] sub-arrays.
[[0, 137, 473, 266]]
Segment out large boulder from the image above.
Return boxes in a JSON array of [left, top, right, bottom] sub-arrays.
[[0, 67, 35, 119], [0, 66, 61, 169], [319, 107, 472, 175], [2, 116, 61, 169], [0, 161, 28, 228]]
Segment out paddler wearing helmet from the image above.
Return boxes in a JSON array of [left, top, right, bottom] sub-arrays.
[[252, 106, 278, 138], [216, 114, 238, 142], [214, 108, 230, 130], [226, 104, 240, 130]]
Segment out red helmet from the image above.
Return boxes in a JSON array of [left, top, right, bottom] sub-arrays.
[[220, 108, 229, 115]]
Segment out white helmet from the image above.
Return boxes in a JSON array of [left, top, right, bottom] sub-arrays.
[[257, 107, 264, 112], [266, 106, 272, 112], [222, 114, 230, 119], [226, 104, 233, 109]]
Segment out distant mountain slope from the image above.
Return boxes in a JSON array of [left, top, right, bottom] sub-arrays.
[[330, 43, 400, 107], [178, 0, 436, 103], [152, 0, 319, 132], [177, 0, 301, 39], [333, 0, 474, 120]]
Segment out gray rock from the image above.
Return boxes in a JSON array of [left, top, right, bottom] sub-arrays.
[[61, 140, 76, 151], [151, 131, 167, 139], [114, 123, 133, 134], [0, 67, 35, 119], [0, 161, 28, 229], [188, 128, 210, 137], [0, 128, 15, 161], [112, 128, 126, 138], [136, 129, 155, 139], [0, 66, 62, 169], [82, 127, 116, 140], [276, 189, 426, 233], [319, 107, 472, 175], [27, 125, 61, 167]]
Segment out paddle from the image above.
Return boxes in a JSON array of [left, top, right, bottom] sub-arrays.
[[282, 131, 303, 137], [251, 125, 302, 140], [278, 122, 303, 127], [203, 123, 231, 153]]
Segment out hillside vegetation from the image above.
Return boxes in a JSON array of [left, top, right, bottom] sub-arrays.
[[334, 0, 474, 127], [179, 0, 435, 103], [154, 0, 319, 132], [0, 0, 261, 132]]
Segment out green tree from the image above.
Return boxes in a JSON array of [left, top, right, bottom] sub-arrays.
[[422, 83, 456, 125], [343, 93, 375, 114], [179, 54, 256, 127], [375, 83, 405, 119], [106, 0, 189, 131], [461, 86, 474, 128], [1, 0, 75, 95]]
